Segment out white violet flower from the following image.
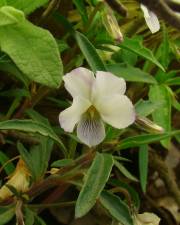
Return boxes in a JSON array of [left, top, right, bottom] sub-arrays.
[[59, 67, 135, 147], [140, 4, 160, 34]]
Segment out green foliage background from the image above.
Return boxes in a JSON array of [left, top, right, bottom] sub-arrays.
[[0, 0, 179, 224]]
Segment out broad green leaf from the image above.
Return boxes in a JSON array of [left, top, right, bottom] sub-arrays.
[[0, 6, 25, 26], [75, 153, 113, 218], [75, 31, 106, 72], [7, 0, 48, 15], [149, 85, 171, 148], [107, 63, 157, 84], [73, 0, 88, 24], [0, 119, 65, 149], [118, 131, 180, 150], [120, 37, 164, 71], [0, 20, 63, 88], [109, 179, 140, 209], [100, 191, 133, 225], [0, 207, 15, 224], [139, 145, 148, 193], [0, 151, 15, 175], [135, 99, 163, 117], [114, 160, 138, 182]]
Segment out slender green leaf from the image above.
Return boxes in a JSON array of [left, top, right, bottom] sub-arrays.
[[0, 60, 30, 87], [0, 207, 15, 224], [73, 0, 88, 24], [0, 151, 15, 175], [118, 130, 180, 150], [24, 208, 35, 225], [135, 99, 163, 117], [26, 109, 50, 126], [51, 159, 74, 167], [107, 63, 157, 84], [109, 179, 140, 209], [120, 37, 164, 71], [159, 25, 170, 69], [75, 153, 113, 218], [0, 20, 63, 88], [75, 31, 106, 72], [149, 85, 171, 148], [7, 0, 48, 15], [18, 137, 54, 181], [114, 160, 138, 182], [100, 191, 133, 225], [165, 77, 180, 86], [139, 145, 148, 193], [0, 119, 65, 148]]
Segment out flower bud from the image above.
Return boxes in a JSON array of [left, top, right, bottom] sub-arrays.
[[102, 6, 123, 43], [136, 116, 164, 133]]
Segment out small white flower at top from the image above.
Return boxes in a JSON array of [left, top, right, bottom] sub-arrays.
[[59, 67, 135, 147], [140, 4, 160, 33]]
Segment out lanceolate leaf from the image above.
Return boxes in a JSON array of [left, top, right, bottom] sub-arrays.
[[120, 37, 164, 71], [73, 0, 88, 24], [114, 160, 138, 182], [18, 137, 54, 181], [107, 63, 157, 84], [0, 119, 65, 150], [109, 179, 140, 209], [0, 207, 15, 224], [75, 31, 106, 72], [100, 191, 133, 225], [0, 151, 15, 175], [139, 145, 148, 193], [118, 131, 180, 150], [75, 153, 113, 218], [0, 20, 63, 88]]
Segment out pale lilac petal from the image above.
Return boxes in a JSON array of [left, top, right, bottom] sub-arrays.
[[92, 71, 126, 104], [63, 67, 95, 99], [140, 4, 160, 33], [77, 115, 105, 147], [59, 97, 91, 132], [95, 94, 135, 129]]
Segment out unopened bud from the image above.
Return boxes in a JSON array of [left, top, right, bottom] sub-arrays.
[[136, 116, 164, 133], [102, 6, 123, 43]]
